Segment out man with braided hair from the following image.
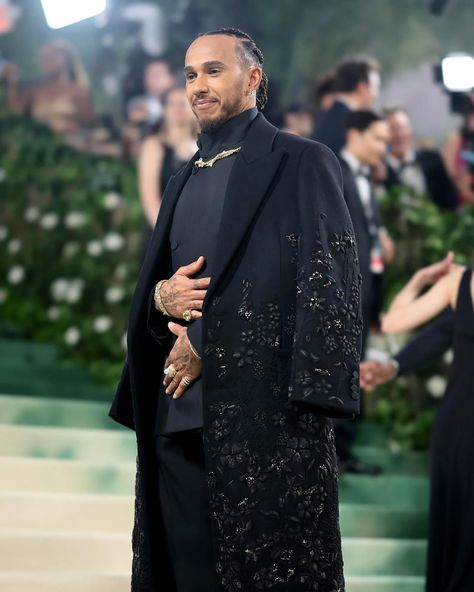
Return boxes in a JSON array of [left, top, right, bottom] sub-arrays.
[[110, 27, 362, 592]]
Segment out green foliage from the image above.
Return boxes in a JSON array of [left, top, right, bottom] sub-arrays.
[[0, 112, 144, 386], [370, 187, 474, 450]]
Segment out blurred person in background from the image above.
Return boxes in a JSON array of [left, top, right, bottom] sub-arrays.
[[336, 110, 394, 475], [139, 86, 197, 252], [3, 39, 94, 136], [313, 69, 337, 113], [380, 252, 474, 592], [384, 107, 457, 210], [280, 102, 313, 137], [443, 101, 474, 205], [312, 56, 381, 154], [127, 57, 177, 134]]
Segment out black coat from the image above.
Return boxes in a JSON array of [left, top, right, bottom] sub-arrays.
[[384, 149, 458, 210], [109, 113, 362, 591]]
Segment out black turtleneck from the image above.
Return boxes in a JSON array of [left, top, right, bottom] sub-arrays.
[[154, 107, 258, 436]]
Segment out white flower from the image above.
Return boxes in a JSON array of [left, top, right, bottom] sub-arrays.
[[105, 286, 125, 303], [40, 212, 59, 230], [47, 306, 60, 321], [114, 263, 128, 279], [0, 289, 7, 303], [25, 206, 40, 222], [0, 168, 6, 182], [62, 242, 80, 258], [86, 240, 103, 257], [7, 266, 25, 284], [64, 211, 87, 229], [103, 232, 124, 251], [93, 315, 113, 333], [426, 375, 446, 399], [50, 278, 69, 301], [443, 349, 454, 365], [6, 239, 21, 254], [0, 226, 9, 241], [103, 192, 121, 210], [64, 327, 81, 346], [121, 331, 127, 351], [66, 279, 84, 304]]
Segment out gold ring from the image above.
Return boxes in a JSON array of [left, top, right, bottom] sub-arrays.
[[164, 364, 176, 379], [183, 310, 192, 322]]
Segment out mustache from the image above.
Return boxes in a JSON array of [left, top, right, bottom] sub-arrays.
[[192, 94, 219, 104]]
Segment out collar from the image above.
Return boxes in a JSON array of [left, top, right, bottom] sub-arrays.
[[341, 148, 370, 177], [386, 149, 417, 170], [197, 107, 258, 159]]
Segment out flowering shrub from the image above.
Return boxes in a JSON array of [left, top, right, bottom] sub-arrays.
[[0, 113, 145, 386], [370, 186, 474, 449]]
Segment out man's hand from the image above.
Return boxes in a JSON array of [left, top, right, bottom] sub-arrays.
[[379, 229, 396, 264], [158, 256, 210, 320], [163, 323, 201, 399], [360, 360, 398, 391]]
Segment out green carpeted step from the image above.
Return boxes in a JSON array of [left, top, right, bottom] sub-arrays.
[[339, 474, 429, 508], [0, 424, 135, 461], [0, 491, 133, 533], [0, 394, 123, 430], [340, 504, 427, 539], [345, 576, 424, 592], [0, 457, 135, 495], [0, 529, 131, 572], [353, 445, 428, 476], [342, 538, 426, 576], [0, 572, 130, 592]]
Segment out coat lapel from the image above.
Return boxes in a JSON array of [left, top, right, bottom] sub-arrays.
[[205, 114, 285, 306]]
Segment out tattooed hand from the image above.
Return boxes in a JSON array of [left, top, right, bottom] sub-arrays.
[[163, 323, 202, 399], [158, 256, 210, 320]]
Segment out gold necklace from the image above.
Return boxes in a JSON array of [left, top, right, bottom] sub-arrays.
[[194, 146, 241, 168]]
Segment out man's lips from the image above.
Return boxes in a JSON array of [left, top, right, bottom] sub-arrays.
[[193, 98, 218, 110]]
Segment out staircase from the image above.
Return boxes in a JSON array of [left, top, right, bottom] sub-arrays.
[[0, 338, 429, 591]]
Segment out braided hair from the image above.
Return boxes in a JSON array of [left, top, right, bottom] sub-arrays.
[[198, 28, 269, 111]]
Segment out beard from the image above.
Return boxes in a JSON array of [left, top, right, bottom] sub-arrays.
[[195, 83, 245, 133]]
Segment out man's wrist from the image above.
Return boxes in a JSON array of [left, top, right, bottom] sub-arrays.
[[154, 280, 170, 315], [187, 334, 201, 360]]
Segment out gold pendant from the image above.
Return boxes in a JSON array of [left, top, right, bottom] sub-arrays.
[[194, 146, 241, 168]]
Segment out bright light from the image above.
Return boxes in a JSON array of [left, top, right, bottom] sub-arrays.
[[41, 0, 106, 29], [441, 54, 474, 92]]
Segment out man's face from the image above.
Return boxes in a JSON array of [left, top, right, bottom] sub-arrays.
[[184, 35, 258, 132], [356, 120, 389, 166], [388, 111, 413, 156]]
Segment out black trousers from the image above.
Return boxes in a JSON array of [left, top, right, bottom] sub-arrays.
[[155, 429, 215, 592]]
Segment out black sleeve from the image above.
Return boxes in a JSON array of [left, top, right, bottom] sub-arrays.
[[288, 142, 363, 419], [394, 310, 455, 375]]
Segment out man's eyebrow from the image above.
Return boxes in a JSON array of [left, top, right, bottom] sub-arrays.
[[184, 60, 227, 73]]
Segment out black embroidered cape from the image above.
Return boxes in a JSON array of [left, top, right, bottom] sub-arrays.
[[109, 113, 362, 592]]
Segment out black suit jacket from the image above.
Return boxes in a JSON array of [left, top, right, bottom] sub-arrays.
[[394, 310, 455, 375], [338, 156, 382, 341], [311, 100, 351, 155], [108, 113, 362, 591], [385, 148, 457, 210]]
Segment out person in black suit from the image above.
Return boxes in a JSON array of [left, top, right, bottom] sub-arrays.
[[109, 28, 362, 592], [335, 110, 394, 475], [312, 57, 381, 154], [384, 107, 458, 210], [360, 310, 455, 389]]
